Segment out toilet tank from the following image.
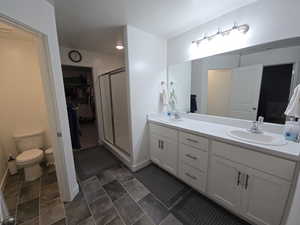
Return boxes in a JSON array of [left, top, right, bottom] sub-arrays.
[[13, 131, 45, 152]]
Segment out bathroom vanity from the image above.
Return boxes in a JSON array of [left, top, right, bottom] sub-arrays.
[[148, 114, 300, 225]]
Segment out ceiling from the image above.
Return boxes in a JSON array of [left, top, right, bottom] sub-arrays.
[[53, 0, 257, 54]]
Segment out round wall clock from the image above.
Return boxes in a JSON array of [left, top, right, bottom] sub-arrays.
[[68, 50, 82, 63]]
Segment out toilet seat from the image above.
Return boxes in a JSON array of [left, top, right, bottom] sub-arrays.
[[16, 149, 44, 166]]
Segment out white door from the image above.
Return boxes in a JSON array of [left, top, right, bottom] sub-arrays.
[[150, 134, 164, 166], [209, 156, 244, 213], [241, 168, 291, 225], [111, 72, 131, 154], [229, 65, 263, 120], [99, 75, 114, 144], [161, 137, 178, 176]]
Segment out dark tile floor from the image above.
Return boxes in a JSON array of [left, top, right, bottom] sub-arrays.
[[3, 165, 66, 225], [71, 146, 252, 225], [4, 146, 251, 225], [68, 163, 182, 225]]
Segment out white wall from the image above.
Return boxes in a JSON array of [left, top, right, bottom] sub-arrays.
[[0, 0, 78, 201], [59, 46, 125, 143], [191, 45, 300, 114], [168, 62, 191, 112], [0, 37, 51, 158], [125, 25, 167, 169], [167, 0, 300, 65], [191, 54, 240, 113]]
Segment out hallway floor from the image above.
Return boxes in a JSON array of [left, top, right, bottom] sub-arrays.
[[79, 122, 99, 150]]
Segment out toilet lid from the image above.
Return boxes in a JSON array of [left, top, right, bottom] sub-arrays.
[[16, 149, 43, 163], [45, 148, 53, 154]]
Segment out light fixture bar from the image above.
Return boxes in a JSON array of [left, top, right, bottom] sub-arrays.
[[192, 23, 249, 45]]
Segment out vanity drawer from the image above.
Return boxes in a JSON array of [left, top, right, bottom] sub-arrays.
[[149, 123, 178, 140], [180, 144, 208, 172], [180, 132, 209, 151], [211, 141, 296, 181], [180, 163, 206, 192]]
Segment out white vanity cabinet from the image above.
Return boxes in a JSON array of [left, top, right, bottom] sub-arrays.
[[148, 121, 296, 225], [149, 123, 178, 176], [179, 132, 209, 192], [209, 141, 295, 225], [209, 156, 244, 212]]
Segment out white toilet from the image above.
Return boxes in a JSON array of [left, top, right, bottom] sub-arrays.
[[14, 131, 45, 182]]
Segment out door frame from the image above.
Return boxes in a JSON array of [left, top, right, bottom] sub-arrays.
[[61, 64, 100, 149], [0, 16, 78, 201]]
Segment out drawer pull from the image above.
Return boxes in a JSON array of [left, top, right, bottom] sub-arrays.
[[185, 172, 197, 180], [245, 174, 249, 190], [186, 138, 198, 143], [185, 154, 197, 160], [237, 171, 241, 186]]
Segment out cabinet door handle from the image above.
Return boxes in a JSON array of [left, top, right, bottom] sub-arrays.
[[237, 171, 241, 186], [158, 140, 161, 149], [185, 172, 197, 180], [161, 140, 164, 149], [185, 154, 197, 160], [245, 174, 249, 190], [186, 138, 198, 143]]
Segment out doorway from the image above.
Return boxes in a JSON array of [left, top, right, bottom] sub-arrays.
[[61, 65, 99, 150], [0, 19, 66, 224], [257, 64, 293, 124]]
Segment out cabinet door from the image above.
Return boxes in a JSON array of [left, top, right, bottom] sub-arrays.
[[241, 168, 291, 225], [209, 156, 243, 212], [161, 138, 178, 176], [150, 134, 164, 167]]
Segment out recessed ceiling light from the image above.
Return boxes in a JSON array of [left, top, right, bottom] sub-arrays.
[[115, 41, 124, 50]]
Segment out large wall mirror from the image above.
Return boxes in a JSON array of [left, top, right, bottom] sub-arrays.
[[168, 37, 300, 124]]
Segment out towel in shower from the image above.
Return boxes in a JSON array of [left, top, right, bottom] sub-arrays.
[[285, 84, 300, 118]]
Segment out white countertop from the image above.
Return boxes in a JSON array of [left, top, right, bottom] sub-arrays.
[[148, 114, 300, 161]]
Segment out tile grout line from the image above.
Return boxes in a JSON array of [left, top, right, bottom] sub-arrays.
[[100, 183, 128, 225], [129, 176, 171, 210], [79, 179, 99, 225], [118, 178, 157, 225]]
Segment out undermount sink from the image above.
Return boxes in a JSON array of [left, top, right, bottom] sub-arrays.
[[227, 129, 287, 146]]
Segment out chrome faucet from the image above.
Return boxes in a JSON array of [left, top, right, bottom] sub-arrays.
[[248, 116, 264, 134]]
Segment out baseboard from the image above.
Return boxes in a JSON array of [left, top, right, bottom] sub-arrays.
[[66, 182, 79, 202], [131, 160, 151, 172], [0, 168, 8, 192]]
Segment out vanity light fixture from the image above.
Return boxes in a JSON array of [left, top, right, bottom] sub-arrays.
[[192, 23, 250, 46]]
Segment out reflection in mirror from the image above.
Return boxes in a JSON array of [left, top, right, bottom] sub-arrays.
[[168, 38, 300, 124]]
